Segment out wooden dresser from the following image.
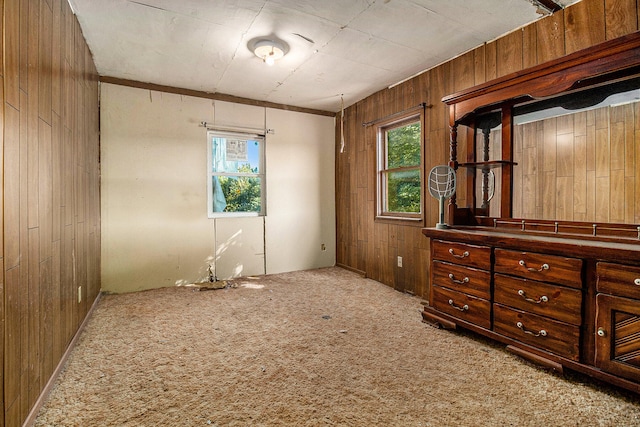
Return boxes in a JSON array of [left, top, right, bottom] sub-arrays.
[[422, 227, 640, 394], [422, 33, 640, 394]]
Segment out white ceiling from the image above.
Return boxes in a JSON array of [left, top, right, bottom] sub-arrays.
[[70, 0, 579, 113]]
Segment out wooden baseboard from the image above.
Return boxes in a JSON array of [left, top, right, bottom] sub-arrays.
[[23, 292, 103, 427], [335, 263, 366, 277]]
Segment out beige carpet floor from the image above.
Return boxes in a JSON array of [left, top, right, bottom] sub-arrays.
[[35, 267, 640, 426]]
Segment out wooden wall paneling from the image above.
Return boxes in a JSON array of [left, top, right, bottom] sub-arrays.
[[51, 0, 61, 116], [522, 25, 537, 69], [0, 254, 3, 427], [39, 0, 52, 125], [61, 223, 74, 348], [622, 105, 635, 224], [0, 0, 4, 76], [396, 227, 407, 292], [51, 113, 61, 243], [585, 109, 597, 221], [574, 112, 588, 220], [19, 0, 29, 94], [5, 0, 19, 109], [5, 105, 20, 268], [535, 9, 565, 63], [564, 0, 606, 54], [513, 124, 523, 218], [610, 106, 626, 222], [27, 228, 40, 407], [496, 29, 523, 78], [595, 107, 611, 222], [452, 50, 475, 93], [4, 266, 21, 426], [473, 44, 486, 85], [484, 40, 498, 82], [389, 224, 399, 290], [38, 120, 52, 261], [27, 0, 40, 231], [76, 221, 87, 317], [0, 0, 4, 411], [605, 0, 638, 39]]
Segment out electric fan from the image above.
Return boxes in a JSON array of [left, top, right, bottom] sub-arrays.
[[428, 165, 456, 229]]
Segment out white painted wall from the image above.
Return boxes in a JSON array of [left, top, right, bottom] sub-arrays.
[[100, 83, 336, 293], [265, 108, 336, 274]]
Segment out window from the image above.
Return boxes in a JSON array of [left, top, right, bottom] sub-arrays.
[[207, 131, 265, 217], [376, 113, 423, 221]]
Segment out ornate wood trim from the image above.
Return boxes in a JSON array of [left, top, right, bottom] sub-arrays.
[[442, 31, 640, 124]]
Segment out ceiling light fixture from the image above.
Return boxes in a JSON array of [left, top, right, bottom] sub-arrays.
[[253, 39, 286, 66]]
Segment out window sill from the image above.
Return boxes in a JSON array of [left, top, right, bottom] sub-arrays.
[[375, 215, 424, 227]]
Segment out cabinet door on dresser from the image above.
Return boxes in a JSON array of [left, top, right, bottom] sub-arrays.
[[595, 263, 640, 382], [430, 240, 492, 329]]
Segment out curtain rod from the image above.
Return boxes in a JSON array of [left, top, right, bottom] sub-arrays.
[[200, 121, 275, 136], [362, 103, 428, 127]]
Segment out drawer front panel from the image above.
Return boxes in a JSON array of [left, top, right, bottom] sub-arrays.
[[432, 261, 491, 300], [493, 304, 580, 361], [432, 285, 491, 329], [494, 274, 582, 325], [432, 240, 491, 270], [597, 262, 640, 300], [494, 248, 582, 289]]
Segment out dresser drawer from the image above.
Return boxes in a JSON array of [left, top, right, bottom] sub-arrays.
[[432, 285, 491, 329], [432, 240, 491, 270], [597, 262, 640, 300], [494, 248, 582, 289], [493, 304, 580, 361], [432, 260, 491, 300], [494, 274, 582, 325]]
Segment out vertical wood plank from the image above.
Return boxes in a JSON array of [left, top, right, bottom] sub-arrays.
[[39, 0, 52, 124], [5, 266, 22, 425], [522, 24, 537, 68], [496, 29, 523, 78], [536, 10, 565, 62], [27, 228, 41, 407], [5, 0, 20, 108], [5, 105, 21, 268], [564, 0, 606, 54], [605, 0, 638, 39], [473, 44, 486, 85], [485, 40, 497, 82]]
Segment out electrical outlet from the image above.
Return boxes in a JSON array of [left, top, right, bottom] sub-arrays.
[[397, 256, 403, 268], [78, 286, 82, 303], [321, 243, 326, 251]]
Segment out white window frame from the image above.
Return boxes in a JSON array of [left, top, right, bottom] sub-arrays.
[[375, 112, 424, 223], [207, 130, 266, 218]]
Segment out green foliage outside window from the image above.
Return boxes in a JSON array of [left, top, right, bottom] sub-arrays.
[[384, 122, 421, 214], [387, 170, 421, 213], [218, 164, 262, 213]]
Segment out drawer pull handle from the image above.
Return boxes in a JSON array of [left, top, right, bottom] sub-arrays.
[[517, 289, 549, 304], [449, 248, 470, 259], [518, 260, 549, 272], [448, 274, 469, 284], [635, 278, 640, 286], [448, 299, 469, 312], [597, 327, 606, 337], [516, 321, 547, 337]]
